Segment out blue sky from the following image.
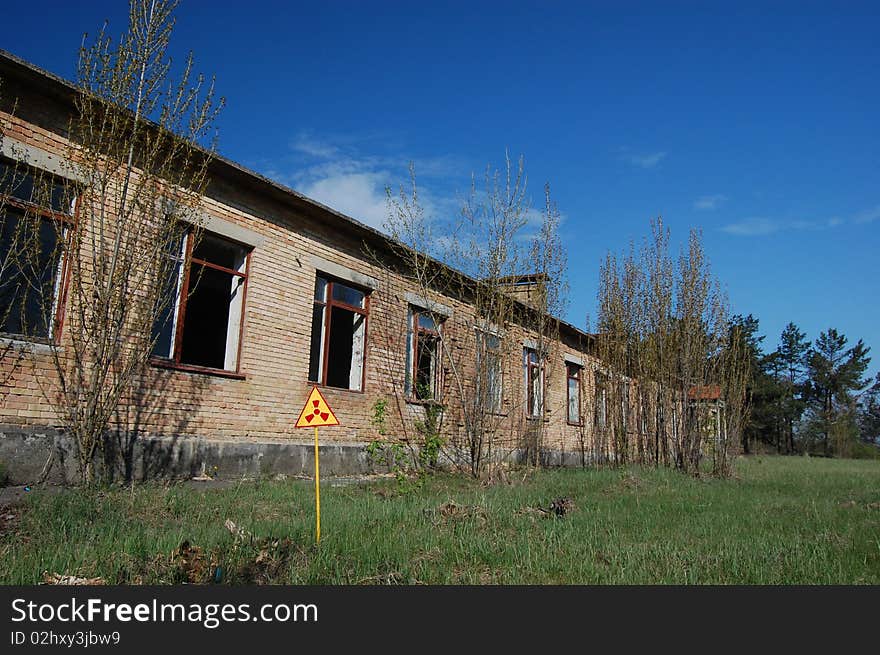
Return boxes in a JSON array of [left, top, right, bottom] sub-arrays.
[[3, 1, 878, 379]]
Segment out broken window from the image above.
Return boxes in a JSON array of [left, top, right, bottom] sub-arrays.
[[524, 347, 543, 418], [309, 275, 368, 391], [0, 159, 72, 340], [566, 363, 582, 425], [151, 230, 250, 372], [406, 307, 442, 401], [476, 329, 503, 412]]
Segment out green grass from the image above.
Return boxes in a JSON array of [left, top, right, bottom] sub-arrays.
[[2, 456, 879, 584]]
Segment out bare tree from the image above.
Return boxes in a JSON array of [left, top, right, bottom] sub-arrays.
[[18, 0, 223, 484], [372, 153, 567, 478], [521, 183, 568, 466], [716, 317, 751, 476], [366, 164, 451, 471], [596, 218, 746, 477], [454, 155, 533, 476], [595, 244, 639, 466]]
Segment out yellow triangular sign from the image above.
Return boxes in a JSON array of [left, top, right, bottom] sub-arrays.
[[295, 386, 340, 428]]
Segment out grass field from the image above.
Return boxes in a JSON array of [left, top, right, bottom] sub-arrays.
[[1, 456, 878, 584]]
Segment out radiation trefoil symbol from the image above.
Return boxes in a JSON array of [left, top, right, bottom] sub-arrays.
[[295, 386, 340, 428]]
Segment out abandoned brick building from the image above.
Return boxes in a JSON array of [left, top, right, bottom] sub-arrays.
[[0, 50, 653, 482]]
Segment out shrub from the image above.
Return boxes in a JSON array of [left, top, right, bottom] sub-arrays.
[[849, 441, 880, 460]]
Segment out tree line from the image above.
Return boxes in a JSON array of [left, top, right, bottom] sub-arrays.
[[734, 317, 877, 457], [595, 218, 749, 477]]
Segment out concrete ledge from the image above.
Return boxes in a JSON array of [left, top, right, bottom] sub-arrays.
[[0, 426, 69, 484], [404, 292, 453, 317], [0, 425, 599, 486], [310, 255, 378, 290], [0, 135, 87, 183], [196, 213, 266, 248], [0, 426, 385, 485]]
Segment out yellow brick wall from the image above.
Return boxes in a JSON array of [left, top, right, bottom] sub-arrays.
[[1, 109, 628, 462]]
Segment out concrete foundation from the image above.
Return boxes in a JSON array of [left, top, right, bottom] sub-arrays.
[[0, 425, 593, 486], [0, 425, 379, 485]]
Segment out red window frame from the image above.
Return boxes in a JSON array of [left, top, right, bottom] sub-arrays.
[[476, 329, 504, 414], [310, 275, 370, 392], [150, 230, 251, 379], [0, 173, 76, 344], [410, 309, 441, 401]]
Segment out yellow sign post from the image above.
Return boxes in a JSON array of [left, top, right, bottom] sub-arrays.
[[295, 386, 339, 543]]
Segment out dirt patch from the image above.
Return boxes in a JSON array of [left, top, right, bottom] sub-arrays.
[[0, 485, 63, 508], [237, 537, 305, 584], [0, 508, 20, 537], [594, 551, 613, 567], [411, 547, 441, 568], [515, 505, 548, 519], [516, 497, 577, 519], [840, 500, 880, 510], [549, 497, 576, 516], [480, 466, 536, 487], [452, 565, 495, 584], [128, 518, 309, 584], [618, 472, 644, 491], [355, 571, 412, 585], [158, 540, 220, 584], [423, 501, 488, 526]]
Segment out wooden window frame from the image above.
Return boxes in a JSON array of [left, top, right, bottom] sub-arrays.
[[476, 328, 504, 415], [409, 307, 442, 402], [566, 363, 582, 426], [0, 171, 77, 345], [149, 229, 251, 379], [309, 274, 370, 393]]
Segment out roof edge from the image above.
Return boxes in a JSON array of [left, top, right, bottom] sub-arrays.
[[0, 48, 594, 348]]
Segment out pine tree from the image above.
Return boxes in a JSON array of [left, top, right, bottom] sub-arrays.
[[859, 373, 880, 446], [805, 328, 871, 456], [778, 323, 810, 453], [750, 349, 785, 452]]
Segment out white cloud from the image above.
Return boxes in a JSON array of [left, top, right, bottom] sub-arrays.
[[694, 194, 726, 211], [265, 133, 570, 243], [721, 218, 780, 236], [719, 202, 880, 236], [275, 134, 465, 233], [721, 216, 845, 237], [618, 150, 667, 169], [300, 172, 389, 230], [290, 133, 340, 159], [855, 205, 880, 224]]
